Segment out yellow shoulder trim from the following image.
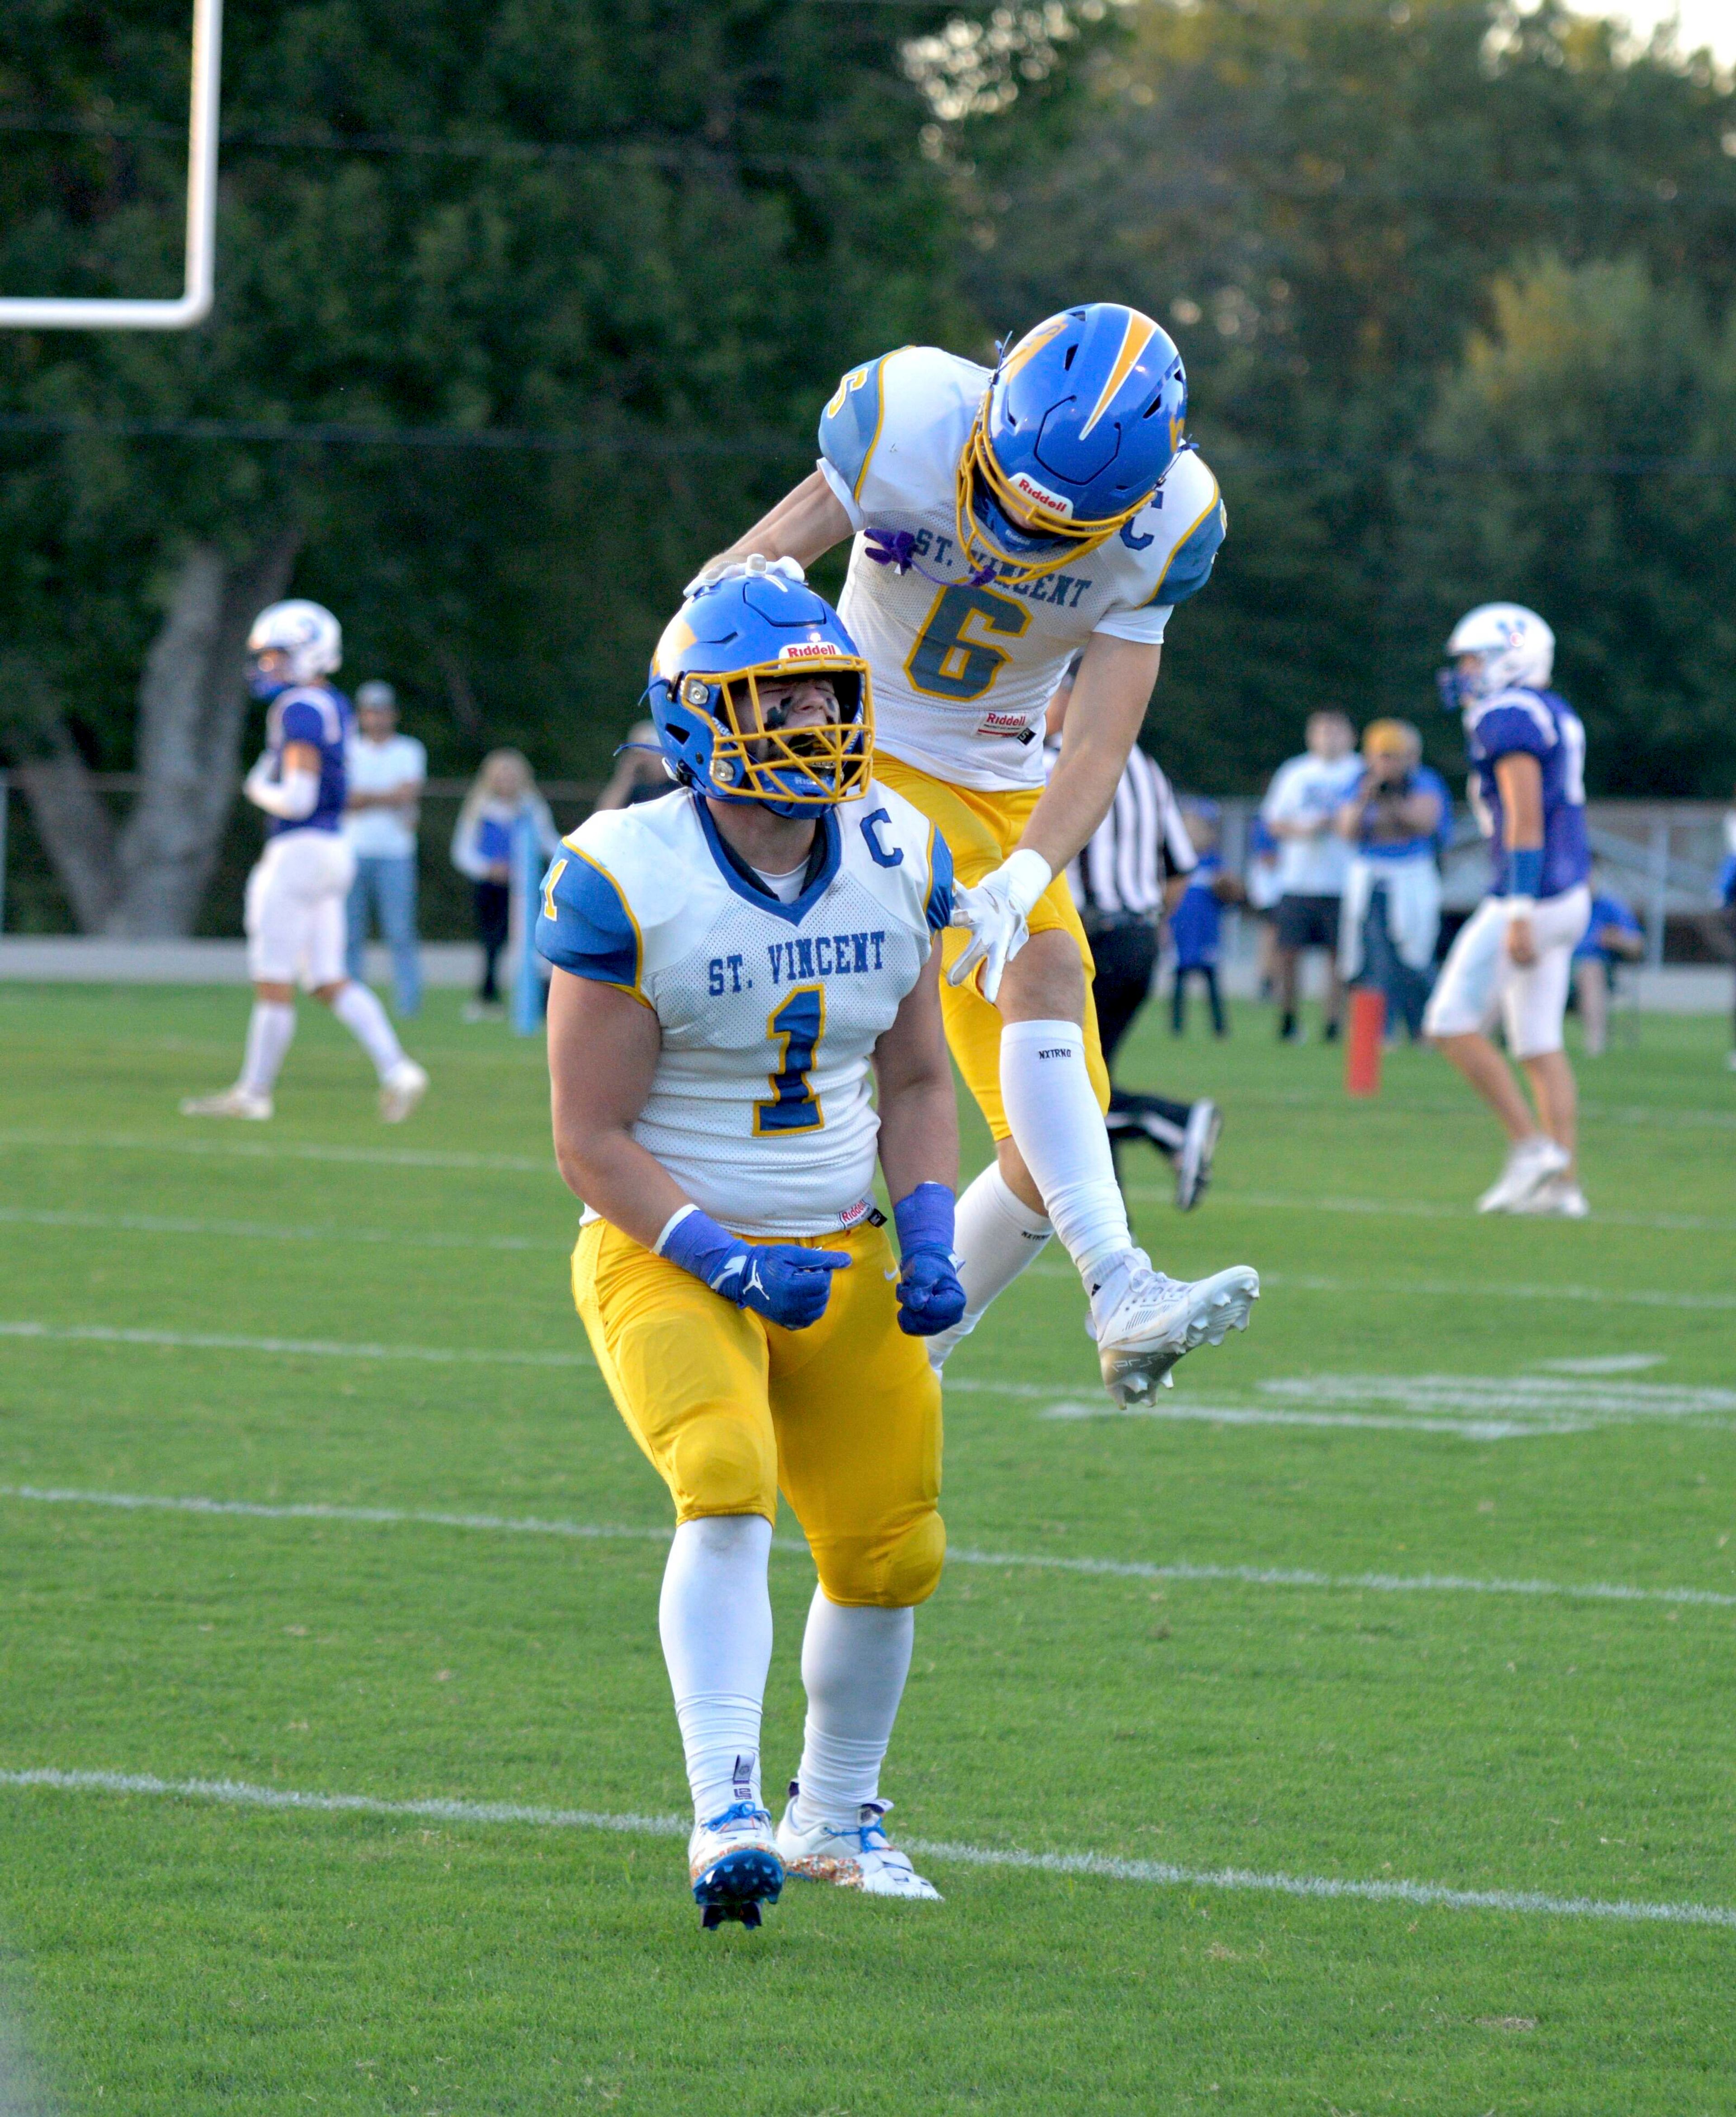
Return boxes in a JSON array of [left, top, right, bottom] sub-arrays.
[[1141, 474, 1222, 609], [570, 844, 647, 999]]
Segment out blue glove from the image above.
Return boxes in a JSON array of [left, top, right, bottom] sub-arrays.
[[659, 1206, 849, 1331], [892, 1183, 967, 1337]]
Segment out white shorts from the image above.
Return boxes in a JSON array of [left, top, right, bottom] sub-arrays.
[[1423, 884, 1590, 1059], [245, 829, 357, 989]]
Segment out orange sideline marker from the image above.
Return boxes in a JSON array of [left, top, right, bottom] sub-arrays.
[[1345, 986, 1385, 1097]]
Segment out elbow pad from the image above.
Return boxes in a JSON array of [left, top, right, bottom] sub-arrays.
[[245, 760, 320, 822]]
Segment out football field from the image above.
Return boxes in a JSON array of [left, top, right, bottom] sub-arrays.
[[0, 981, 1731, 2115]]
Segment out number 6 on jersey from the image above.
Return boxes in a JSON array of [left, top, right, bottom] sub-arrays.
[[755, 986, 826, 1134]]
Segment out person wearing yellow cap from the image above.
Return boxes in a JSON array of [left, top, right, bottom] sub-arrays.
[[1334, 720, 1450, 1041]]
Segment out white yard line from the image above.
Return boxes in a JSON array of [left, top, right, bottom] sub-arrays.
[[0, 1129, 554, 1175], [0, 1766, 1729, 1930], [0, 1321, 590, 1368], [1258, 1272, 1736, 1313], [0, 1206, 551, 1253], [1125, 1187, 1736, 1236], [5, 1483, 1732, 1610]]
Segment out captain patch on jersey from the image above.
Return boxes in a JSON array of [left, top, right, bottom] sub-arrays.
[[816, 343, 1226, 792], [536, 783, 951, 1236]]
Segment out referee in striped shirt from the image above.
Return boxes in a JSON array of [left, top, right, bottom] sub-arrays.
[[1044, 658, 1222, 1210]]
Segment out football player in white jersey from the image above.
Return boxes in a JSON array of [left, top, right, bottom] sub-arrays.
[[690, 304, 1257, 1403], [541, 564, 966, 1929], [180, 601, 428, 1124]]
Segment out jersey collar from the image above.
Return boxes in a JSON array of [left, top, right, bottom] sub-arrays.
[[692, 794, 841, 926]]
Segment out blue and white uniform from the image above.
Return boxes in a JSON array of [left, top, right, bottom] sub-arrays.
[[537, 783, 952, 1237], [244, 681, 358, 988], [1424, 688, 1592, 1058], [261, 684, 350, 839], [817, 346, 1225, 791]]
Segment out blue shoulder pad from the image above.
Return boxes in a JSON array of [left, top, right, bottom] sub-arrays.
[[278, 695, 332, 747], [535, 847, 642, 992], [1155, 494, 1226, 607], [924, 825, 954, 935], [1469, 691, 1555, 761], [818, 351, 899, 501]]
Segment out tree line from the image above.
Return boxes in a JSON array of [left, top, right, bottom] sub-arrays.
[[2, 0, 1733, 932]]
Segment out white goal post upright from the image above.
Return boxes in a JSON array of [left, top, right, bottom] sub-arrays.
[[0, 0, 224, 331]]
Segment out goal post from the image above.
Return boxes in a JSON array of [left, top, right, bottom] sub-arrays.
[[0, 0, 224, 331]]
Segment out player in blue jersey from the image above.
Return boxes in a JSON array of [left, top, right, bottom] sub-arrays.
[[180, 601, 428, 1123], [689, 304, 1257, 1408], [1425, 603, 1592, 1215], [541, 563, 966, 1928]]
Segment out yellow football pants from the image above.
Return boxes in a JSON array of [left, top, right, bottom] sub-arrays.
[[572, 1217, 945, 1609], [874, 753, 1111, 1141]]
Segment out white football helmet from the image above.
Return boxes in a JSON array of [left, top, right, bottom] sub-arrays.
[[247, 599, 342, 685], [1443, 602, 1554, 703]]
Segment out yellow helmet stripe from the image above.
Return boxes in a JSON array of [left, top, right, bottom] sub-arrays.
[[1077, 309, 1160, 441], [997, 314, 1069, 384]]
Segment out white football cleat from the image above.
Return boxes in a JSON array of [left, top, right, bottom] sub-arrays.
[[378, 1058, 428, 1124], [179, 1087, 272, 1121], [1509, 1175, 1590, 1219], [1088, 1252, 1260, 1407], [1476, 1135, 1569, 1214], [689, 1801, 783, 1931], [776, 1787, 941, 1900], [1175, 1098, 1222, 1212]]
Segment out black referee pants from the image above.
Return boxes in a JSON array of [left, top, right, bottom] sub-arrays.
[[1089, 918, 1192, 1159]]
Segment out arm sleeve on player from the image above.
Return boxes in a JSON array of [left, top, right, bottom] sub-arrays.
[[278, 698, 329, 747], [815, 456, 866, 535], [534, 849, 644, 994], [1136, 487, 1227, 612], [1468, 696, 1553, 763], [923, 825, 955, 934], [817, 352, 899, 512]]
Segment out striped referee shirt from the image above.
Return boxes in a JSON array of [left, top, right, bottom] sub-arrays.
[[1043, 737, 1197, 918]]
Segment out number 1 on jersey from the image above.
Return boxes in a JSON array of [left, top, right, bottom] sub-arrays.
[[754, 985, 826, 1135]]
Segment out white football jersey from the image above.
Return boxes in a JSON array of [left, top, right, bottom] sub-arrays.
[[817, 345, 1227, 792], [536, 784, 950, 1238]]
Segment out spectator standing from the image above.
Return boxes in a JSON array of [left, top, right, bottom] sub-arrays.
[[451, 749, 559, 1021], [1569, 871, 1644, 1058], [1169, 801, 1240, 1037], [1261, 711, 1362, 1041], [1043, 667, 1222, 1211], [343, 680, 427, 1017], [1243, 811, 1283, 1000], [1334, 719, 1448, 1043]]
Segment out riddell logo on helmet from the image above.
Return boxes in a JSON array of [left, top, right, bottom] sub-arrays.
[[778, 641, 843, 662], [1009, 471, 1074, 519]]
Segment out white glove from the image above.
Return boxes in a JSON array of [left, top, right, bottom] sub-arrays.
[[682, 552, 807, 600], [243, 752, 319, 822], [947, 848, 1053, 1005]]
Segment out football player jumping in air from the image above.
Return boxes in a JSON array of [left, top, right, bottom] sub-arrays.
[[688, 304, 1257, 1406], [541, 565, 965, 1931], [181, 601, 428, 1124], [1425, 603, 1594, 1216]]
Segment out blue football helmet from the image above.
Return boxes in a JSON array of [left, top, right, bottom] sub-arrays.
[[958, 303, 1189, 586], [647, 561, 873, 816]]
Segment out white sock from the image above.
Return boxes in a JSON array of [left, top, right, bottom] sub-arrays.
[[659, 1515, 774, 1821], [793, 1589, 914, 1828], [999, 1018, 1133, 1288], [925, 1162, 1052, 1368], [237, 1000, 295, 1095], [330, 981, 405, 1082]]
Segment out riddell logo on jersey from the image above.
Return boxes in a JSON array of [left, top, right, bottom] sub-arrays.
[[1010, 471, 1073, 519], [778, 641, 842, 662], [976, 709, 1033, 737]]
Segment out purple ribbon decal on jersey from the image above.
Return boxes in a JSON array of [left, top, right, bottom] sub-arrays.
[[863, 529, 997, 591]]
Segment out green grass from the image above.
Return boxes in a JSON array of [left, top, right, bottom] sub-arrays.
[[0, 980, 1733, 2115]]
